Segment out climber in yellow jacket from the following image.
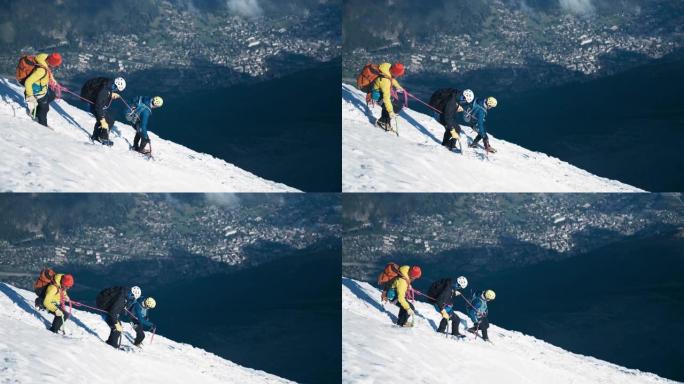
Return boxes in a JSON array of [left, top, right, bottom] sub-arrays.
[[371, 62, 405, 131], [43, 273, 74, 333], [388, 265, 422, 327], [23, 53, 62, 127]]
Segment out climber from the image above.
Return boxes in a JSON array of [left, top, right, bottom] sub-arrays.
[[383, 265, 422, 327], [95, 285, 141, 348], [466, 96, 498, 153], [429, 88, 475, 151], [19, 53, 62, 127], [80, 76, 127, 146], [42, 273, 74, 334], [467, 289, 496, 341], [427, 276, 469, 337], [127, 296, 156, 346], [370, 62, 405, 132], [126, 96, 163, 154]]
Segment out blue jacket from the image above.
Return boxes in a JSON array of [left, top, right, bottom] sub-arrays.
[[468, 98, 488, 137], [467, 291, 488, 324], [131, 96, 154, 139], [128, 299, 154, 329]]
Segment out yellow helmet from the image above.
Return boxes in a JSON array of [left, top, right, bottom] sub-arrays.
[[144, 297, 156, 309], [484, 289, 496, 301], [151, 96, 164, 108], [485, 97, 497, 108]]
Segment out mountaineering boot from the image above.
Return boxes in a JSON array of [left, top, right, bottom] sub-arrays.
[[375, 118, 389, 131], [483, 137, 496, 153], [138, 138, 150, 154]]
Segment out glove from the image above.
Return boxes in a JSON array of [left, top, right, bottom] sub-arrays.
[[407, 308, 414, 317], [99, 119, 109, 130], [26, 96, 38, 112], [453, 290, 461, 296], [449, 129, 460, 140], [111, 92, 120, 100], [457, 105, 464, 113], [440, 309, 450, 320], [54, 309, 64, 317], [114, 322, 123, 332]]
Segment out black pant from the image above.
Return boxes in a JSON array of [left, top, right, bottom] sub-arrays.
[[133, 129, 149, 152], [133, 323, 145, 345], [471, 131, 489, 147], [90, 108, 114, 142], [49, 311, 67, 333], [105, 315, 122, 348], [437, 311, 463, 335], [379, 98, 403, 124], [396, 301, 415, 326], [438, 112, 462, 148], [35, 90, 56, 127], [470, 318, 490, 340]]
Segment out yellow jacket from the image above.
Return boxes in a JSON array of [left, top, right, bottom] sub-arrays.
[[391, 265, 412, 310], [372, 63, 403, 114], [43, 274, 70, 313], [24, 53, 53, 99]]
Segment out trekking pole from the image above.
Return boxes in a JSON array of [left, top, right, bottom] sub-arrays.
[[150, 326, 156, 344]]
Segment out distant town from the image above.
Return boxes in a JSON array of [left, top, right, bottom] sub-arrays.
[[342, 195, 684, 278], [0, 2, 341, 90], [0, 197, 340, 283], [343, 0, 681, 89]]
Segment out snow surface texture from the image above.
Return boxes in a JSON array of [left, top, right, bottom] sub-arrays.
[[342, 278, 674, 384], [342, 84, 643, 192], [0, 79, 297, 192], [0, 282, 293, 384]]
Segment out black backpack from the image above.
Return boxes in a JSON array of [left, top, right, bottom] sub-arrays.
[[80, 77, 111, 102], [429, 88, 459, 112], [427, 278, 453, 305], [96, 286, 124, 310]]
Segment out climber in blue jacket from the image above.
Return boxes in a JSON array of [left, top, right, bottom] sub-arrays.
[[128, 96, 163, 154], [467, 289, 496, 341], [466, 96, 498, 153], [128, 296, 157, 346]]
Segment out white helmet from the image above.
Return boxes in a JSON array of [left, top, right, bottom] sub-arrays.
[[462, 89, 474, 104], [456, 276, 468, 289], [131, 286, 142, 299], [113, 77, 126, 92], [486, 96, 498, 108]]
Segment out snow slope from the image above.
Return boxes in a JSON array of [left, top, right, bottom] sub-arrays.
[[342, 278, 674, 384], [0, 79, 297, 192], [0, 282, 293, 384], [342, 84, 642, 192]]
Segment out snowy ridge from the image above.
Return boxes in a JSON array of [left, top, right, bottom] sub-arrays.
[[0, 79, 297, 192], [342, 278, 673, 384], [0, 282, 293, 384], [342, 84, 642, 192]]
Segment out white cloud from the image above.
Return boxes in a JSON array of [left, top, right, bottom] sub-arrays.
[[226, 0, 264, 18], [559, 0, 595, 15]]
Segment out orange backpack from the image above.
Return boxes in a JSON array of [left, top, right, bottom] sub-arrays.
[[356, 63, 384, 93], [16, 55, 47, 85], [34, 268, 56, 296], [378, 262, 405, 286]]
